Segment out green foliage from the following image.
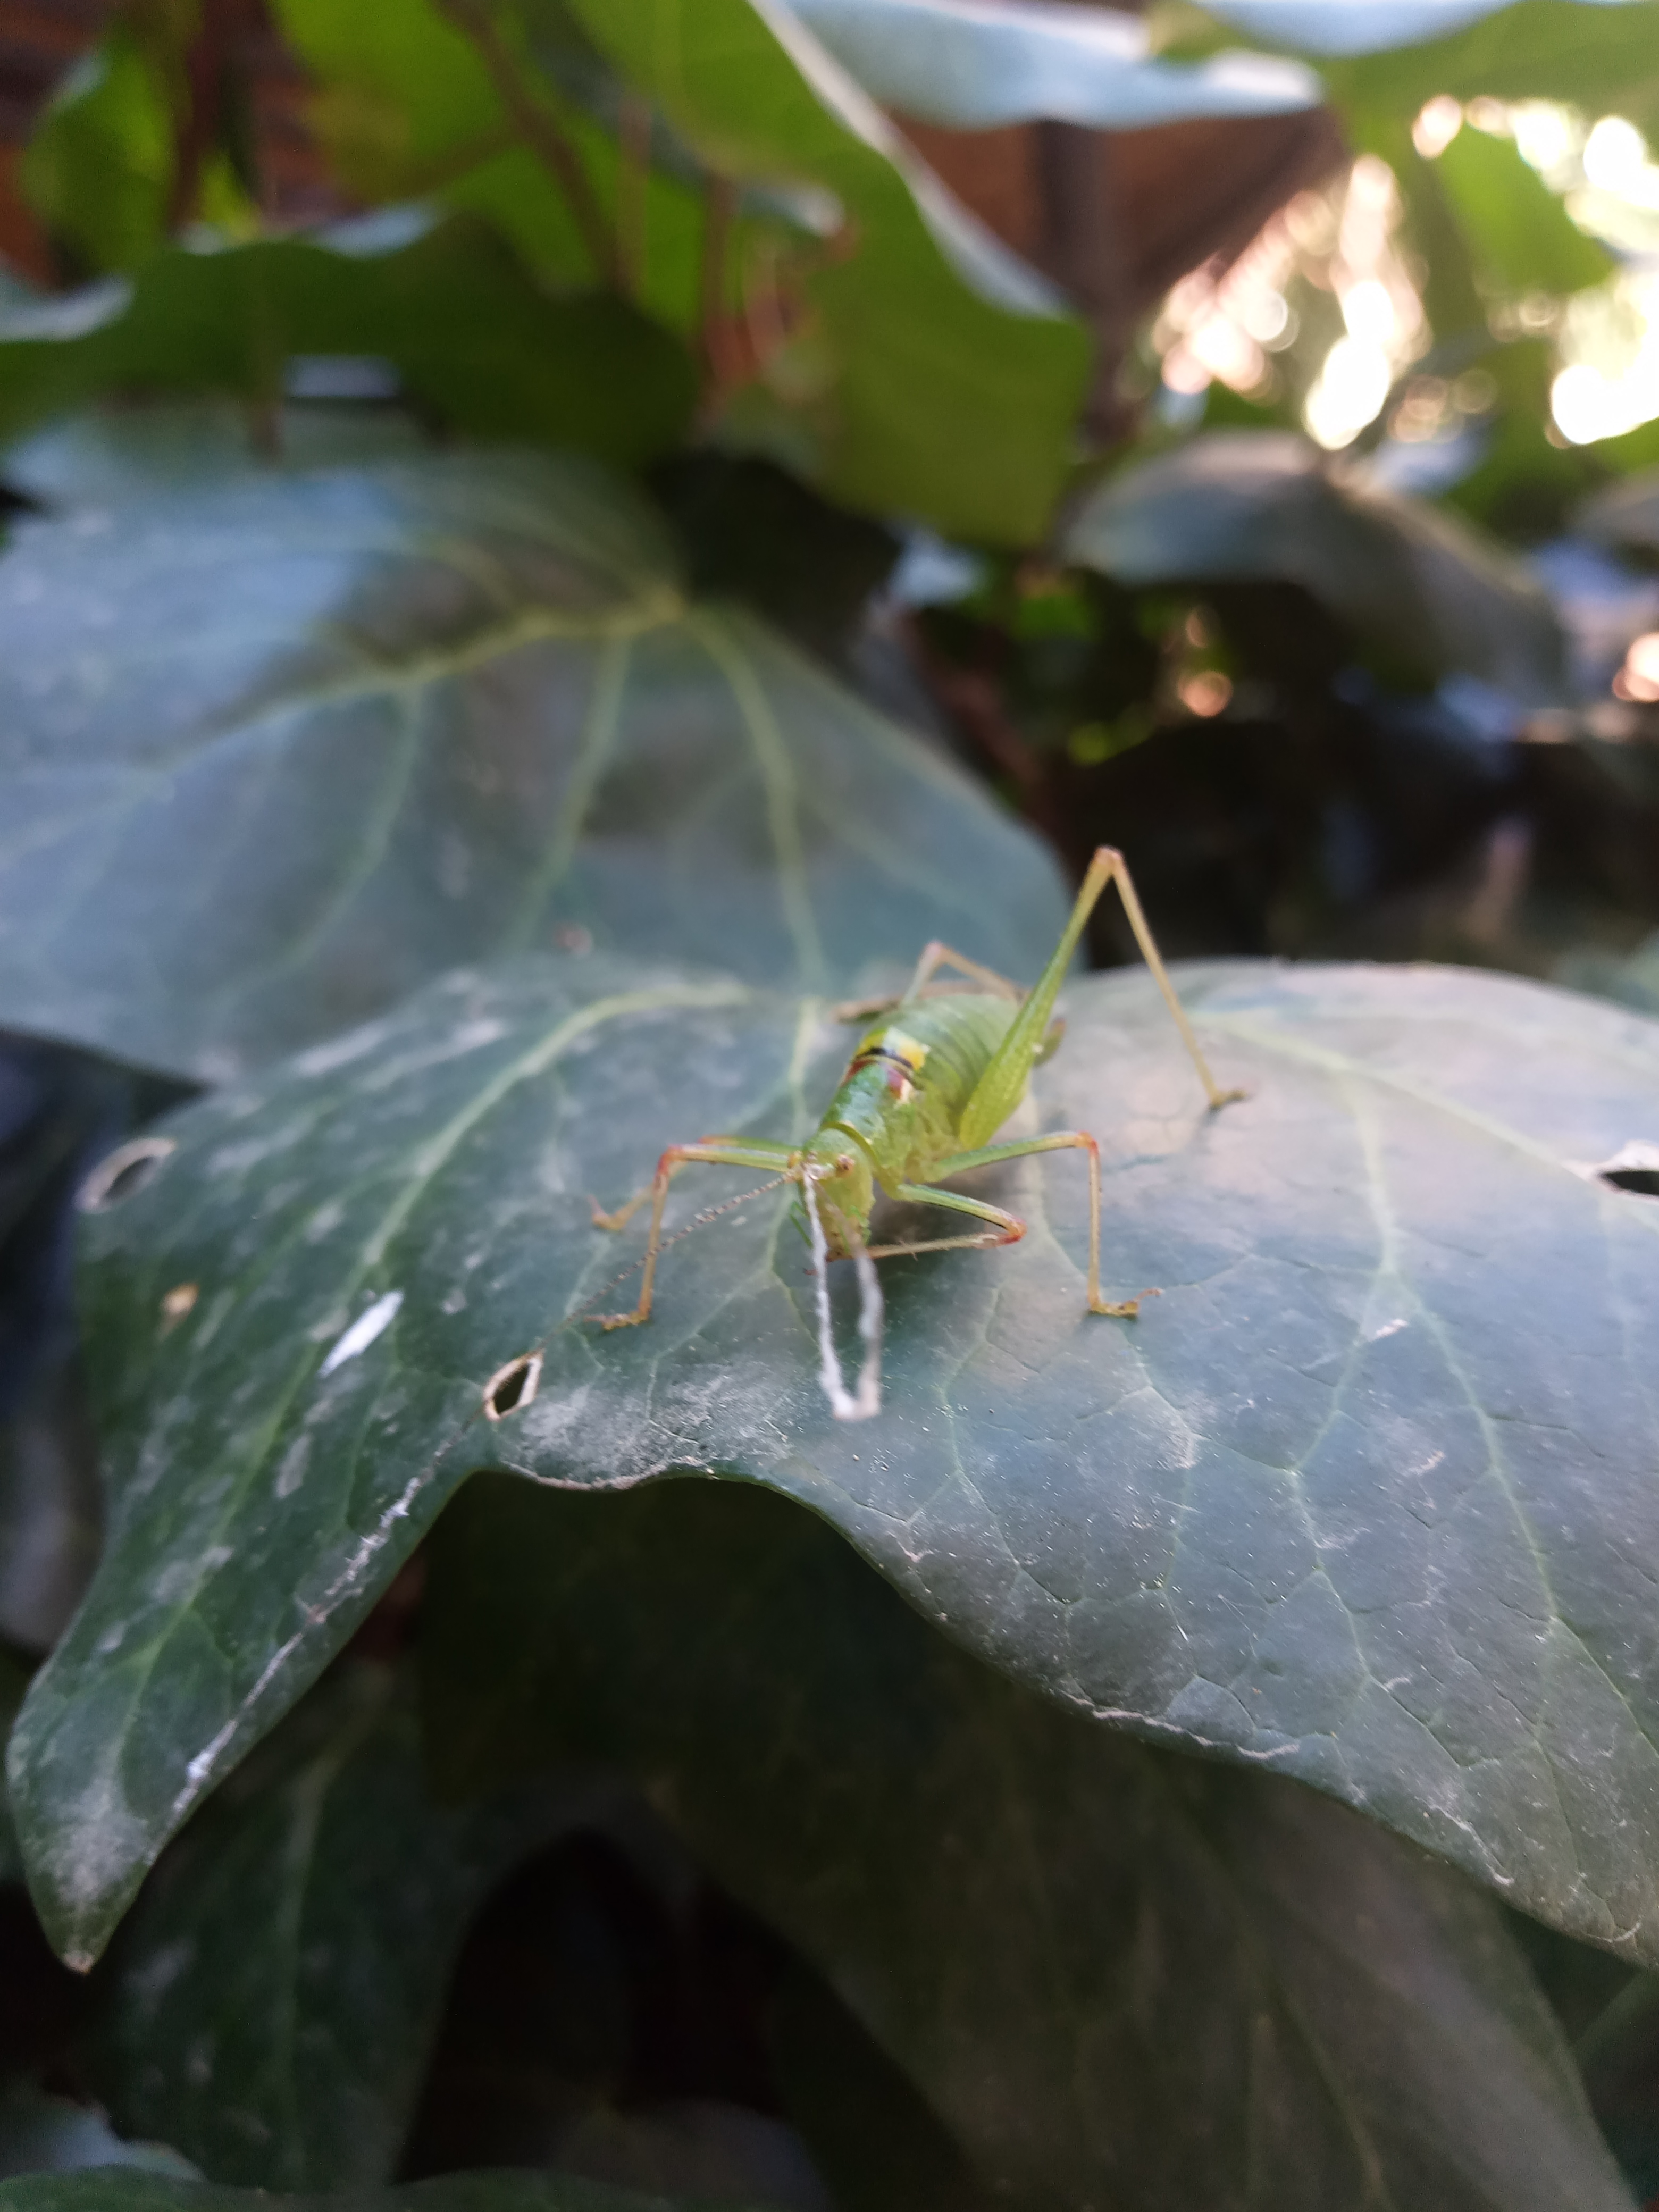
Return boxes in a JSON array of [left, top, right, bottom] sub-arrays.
[[270, 0, 1091, 542], [1195, 0, 1659, 128], [87, 1662, 629, 2189], [426, 1474, 1638, 2211], [0, 447, 1063, 1079], [0, 215, 694, 464], [563, 0, 1089, 542], [19, 26, 177, 277], [6, 0, 1659, 2202]]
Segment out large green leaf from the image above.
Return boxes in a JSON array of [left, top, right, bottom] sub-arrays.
[[0, 2174, 756, 2212], [424, 1474, 1638, 2212], [15, 952, 1659, 1970], [89, 1660, 625, 2190], [1066, 431, 1569, 699], [561, 0, 1088, 542], [0, 449, 1065, 1080], [3, 403, 432, 512], [0, 212, 694, 467], [786, 0, 1321, 128]]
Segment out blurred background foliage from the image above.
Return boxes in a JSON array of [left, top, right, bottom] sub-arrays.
[[11, 0, 1656, 1002], [6, 2, 1659, 2208]]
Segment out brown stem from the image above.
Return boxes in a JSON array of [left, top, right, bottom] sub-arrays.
[[435, 0, 617, 286], [616, 89, 651, 301]]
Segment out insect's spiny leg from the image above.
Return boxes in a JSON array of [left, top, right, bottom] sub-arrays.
[[1093, 849, 1246, 1111]]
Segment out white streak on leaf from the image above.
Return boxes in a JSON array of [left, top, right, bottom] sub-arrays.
[[318, 1291, 404, 1379]]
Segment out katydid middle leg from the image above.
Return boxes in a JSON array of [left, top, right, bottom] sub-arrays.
[[923, 1130, 1147, 1316], [591, 1137, 796, 1328]]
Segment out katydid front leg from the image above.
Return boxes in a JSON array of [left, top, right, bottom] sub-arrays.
[[591, 1137, 797, 1328]]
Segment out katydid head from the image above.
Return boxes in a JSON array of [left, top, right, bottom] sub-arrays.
[[794, 1134, 874, 1258]]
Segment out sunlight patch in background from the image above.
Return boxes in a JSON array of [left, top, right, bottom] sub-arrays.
[[1503, 101, 1659, 446], [1149, 91, 1659, 457], [1151, 156, 1424, 448], [1301, 156, 1425, 449]]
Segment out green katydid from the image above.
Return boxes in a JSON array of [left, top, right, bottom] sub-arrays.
[[592, 845, 1244, 1419]]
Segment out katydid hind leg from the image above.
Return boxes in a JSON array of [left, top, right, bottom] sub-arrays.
[[956, 848, 1121, 1150], [1098, 850, 1246, 1111], [903, 941, 1024, 1004], [834, 945, 1023, 1027], [958, 845, 1242, 1149]]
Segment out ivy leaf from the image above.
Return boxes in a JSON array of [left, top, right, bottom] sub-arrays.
[[0, 448, 1065, 1080], [786, 0, 1322, 130], [89, 1660, 638, 2191], [1066, 430, 1568, 699], [422, 1473, 1638, 2212], [0, 1039, 166, 1657], [0, 2088, 196, 2186], [2, 400, 432, 512], [14, 952, 1659, 1972], [0, 211, 695, 468]]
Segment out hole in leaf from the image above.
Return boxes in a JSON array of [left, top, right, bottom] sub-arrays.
[[1600, 1166, 1659, 1198], [160, 1282, 199, 1329], [1576, 1141, 1659, 1200], [79, 1135, 177, 1212], [483, 1351, 542, 1421]]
